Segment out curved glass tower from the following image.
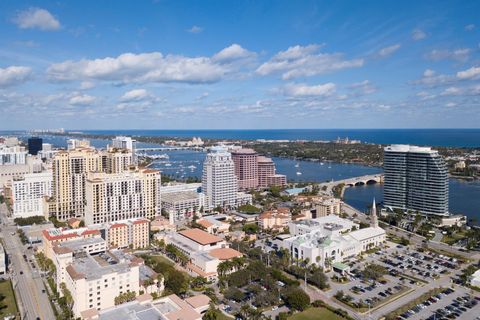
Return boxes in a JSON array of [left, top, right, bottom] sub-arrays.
[[383, 145, 449, 216]]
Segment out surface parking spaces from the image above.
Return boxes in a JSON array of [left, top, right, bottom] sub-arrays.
[[399, 286, 480, 320], [366, 244, 459, 283]]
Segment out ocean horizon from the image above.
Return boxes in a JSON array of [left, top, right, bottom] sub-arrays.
[[64, 128, 480, 148]]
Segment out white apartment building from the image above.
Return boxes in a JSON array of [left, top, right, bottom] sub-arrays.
[[202, 146, 251, 209], [0, 145, 27, 165], [111, 136, 137, 164], [202, 146, 238, 209], [0, 244, 5, 274], [161, 191, 206, 221], [11, 171, 53, 218], [84, 169, 161, 225]]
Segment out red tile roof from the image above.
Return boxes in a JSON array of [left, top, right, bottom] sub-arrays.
[[179, 228, 222, 245]]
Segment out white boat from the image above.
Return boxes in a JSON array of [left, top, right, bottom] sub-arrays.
[[296, 172, 302, 175], [165, 163, 172, 167], [320, 162, 324, 165], [294, 163, 299, 168], [188, 165, 197, 170]]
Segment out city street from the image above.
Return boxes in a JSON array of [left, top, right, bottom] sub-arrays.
[[0, 203, 55, 320]]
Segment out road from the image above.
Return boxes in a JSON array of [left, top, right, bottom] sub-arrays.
[[0, 203, 55, 320]]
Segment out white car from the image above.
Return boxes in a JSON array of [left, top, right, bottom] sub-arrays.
[[272, 306, 278, 311]]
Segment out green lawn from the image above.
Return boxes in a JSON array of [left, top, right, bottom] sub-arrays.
[[149, 254, 174, 265], [0, 280, 19, 318], [289, 307, 344, 320]]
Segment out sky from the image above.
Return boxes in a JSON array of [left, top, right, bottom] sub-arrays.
[[0, 0, 479, 130]]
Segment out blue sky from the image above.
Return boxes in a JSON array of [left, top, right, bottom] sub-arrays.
[[0, 0, 479, 129]]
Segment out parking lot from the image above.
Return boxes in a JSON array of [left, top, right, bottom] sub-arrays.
[[398, 286, 480, 320]]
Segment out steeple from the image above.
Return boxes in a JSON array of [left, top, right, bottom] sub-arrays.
[[371, 198, 378, 228]]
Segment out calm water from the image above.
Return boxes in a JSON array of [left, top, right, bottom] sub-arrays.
[[12, 133, 480, 221], [11, 128, 480, 147], [343, 180, 480, 222]]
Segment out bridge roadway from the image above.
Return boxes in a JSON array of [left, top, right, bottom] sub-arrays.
[[319, 174, 383, 196], [136, 146, 205, 152]]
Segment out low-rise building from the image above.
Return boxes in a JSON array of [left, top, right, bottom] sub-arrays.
[[164, 228, 242, 281], [103, 218, 150, 249], [83, 293, 209, 320], [197, 214, 230, 235], [470, 269, 480, 288], [281, 202, 385, 269], [259, 208, 291, 230]]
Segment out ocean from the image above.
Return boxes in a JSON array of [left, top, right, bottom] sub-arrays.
[[70, 129, 480, 147]]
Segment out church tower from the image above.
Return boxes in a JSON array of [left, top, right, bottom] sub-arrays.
[[371, 198, 379, 228]]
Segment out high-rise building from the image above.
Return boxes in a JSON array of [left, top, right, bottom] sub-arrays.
[[27, 137, 43, 155], [231, 148, 258, 190], [112, 136, 137, 164], [11, 171, 53, 218], [202, 147, 238, 208], [84, 169, 161, 225], [0, 145, 27, 165], [51, 147, 133, 221], [383, 145, 449, 216], [257, 156, 287, 188]]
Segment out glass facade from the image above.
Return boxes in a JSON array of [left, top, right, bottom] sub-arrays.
[[384, 145, 449, 216]]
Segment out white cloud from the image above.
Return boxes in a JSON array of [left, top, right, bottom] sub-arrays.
[[79, 81, 95, 90], [441, 87, 462, 96], [69, 94, 96, 105], [0, 66, 32, 87], [446, 102, 457, 107], [465, 24, 475, 31], [187, 25, 203, 33], [378, 44, 401, 57], [175, 107, 195, 113], [423, 69, 435, 77], [212, 44, 256, 63], [256, 44, 363, 80], [284, 83, 336, 97], [349, 80, 376, 94], [120, 89, 150, 102], [412, 29, 427, 41], [425, 48, 471, 62], [47, 46, 255, 84], [13, 7, 60, 31], [457, 66, 480, 80]]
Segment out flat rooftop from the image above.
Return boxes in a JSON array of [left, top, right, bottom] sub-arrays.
[[162, 191, 200, 203], [69, 250, 134, 281]]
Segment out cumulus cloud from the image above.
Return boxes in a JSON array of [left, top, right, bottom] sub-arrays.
[[412, 29, 427, 41], [425, 48, 471, 62], [47, 45, 255, 84], [69, 94, 96, 105], [187, 25, 203, 33], [256, 44, 363, 80], [284, 83, 336, 97], [120, 89, 150, 102], [413, 69, 452, 87], [0, 66, 32, 87], [13, 7, 60, 31], [378, 44, 401, 57], [457, 66, 480, 80], [212, 44, 256, 63]]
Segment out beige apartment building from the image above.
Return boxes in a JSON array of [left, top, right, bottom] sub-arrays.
[[105, 218, 150, 249], [315, 198, 342, 217], [51, 147, 133, 221], [259, 207, 291, 230], [84, 168, 161, 225]]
